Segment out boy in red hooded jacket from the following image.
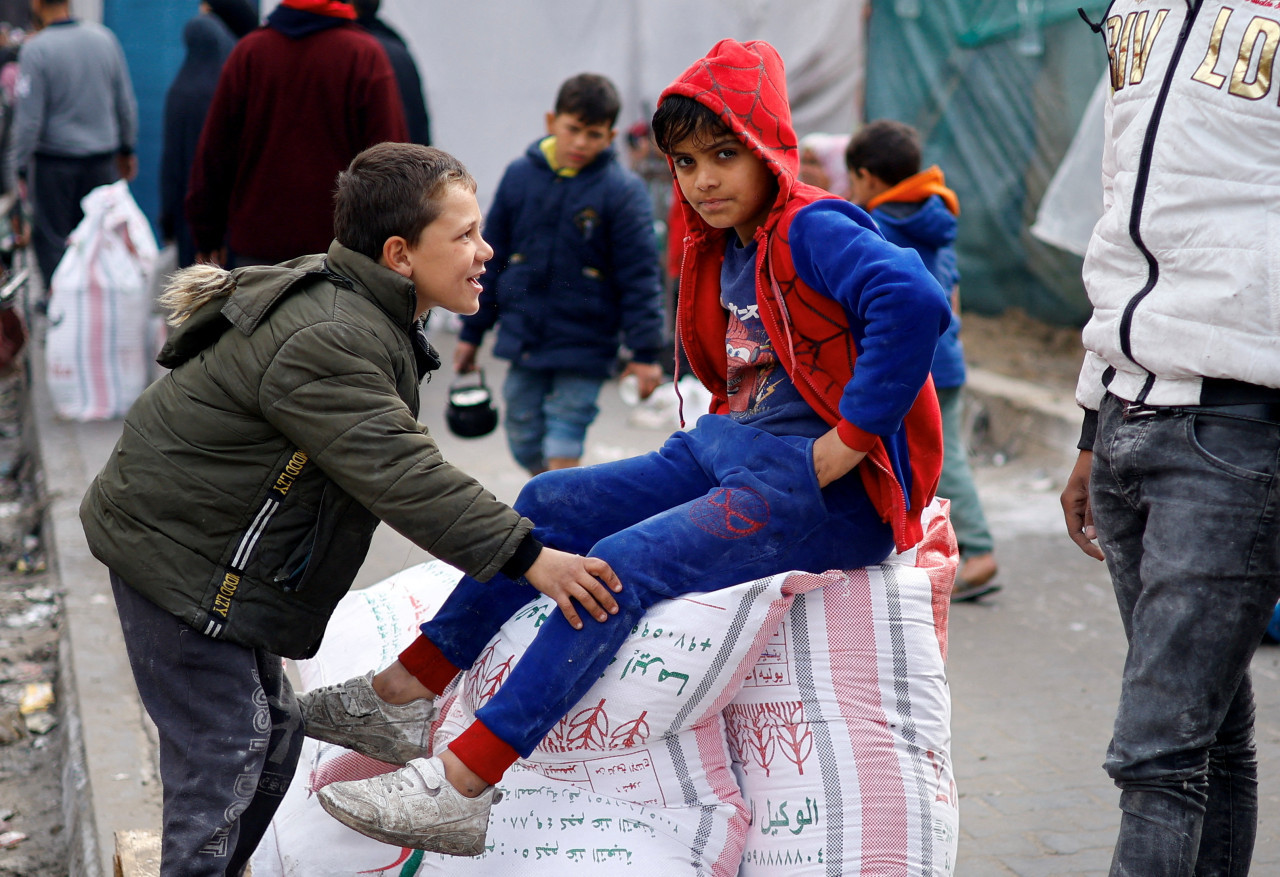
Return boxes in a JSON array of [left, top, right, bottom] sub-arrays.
[[306, 39, 951, 856]]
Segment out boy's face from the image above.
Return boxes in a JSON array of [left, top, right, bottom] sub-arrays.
[[847, 167, 887, 208], [669, 131, 778, 245], [385, 183, 493, 319], [545, 112, 615, 171]]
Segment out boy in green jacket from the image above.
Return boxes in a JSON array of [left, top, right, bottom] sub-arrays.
[[80, 143, 621, 876]]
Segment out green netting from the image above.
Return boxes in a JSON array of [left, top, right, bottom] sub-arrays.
[[866, 1, 1109, 326]]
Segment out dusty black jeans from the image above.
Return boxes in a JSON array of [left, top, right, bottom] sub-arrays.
[[1091, 394, 1280, 876], [110, 573, 304, 876]]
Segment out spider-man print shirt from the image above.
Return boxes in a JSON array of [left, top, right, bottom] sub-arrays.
[[660, 39, 951, 551], [721, 236, 827, 437]]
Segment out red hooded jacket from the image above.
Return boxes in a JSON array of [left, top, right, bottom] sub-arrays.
[[660, 39, 945, 552]]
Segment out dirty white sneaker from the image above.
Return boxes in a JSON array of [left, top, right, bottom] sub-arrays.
[[318, 755, 501, 856], [298, 671, 435, 765]]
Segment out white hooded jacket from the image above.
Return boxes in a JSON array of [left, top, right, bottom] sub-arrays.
[[1077, 0, 1280, 412]]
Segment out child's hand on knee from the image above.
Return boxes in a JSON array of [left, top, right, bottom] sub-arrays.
[[524, 548, 622, 630]]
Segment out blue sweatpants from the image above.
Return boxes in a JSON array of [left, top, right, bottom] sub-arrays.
[[421, 415, 896, 756]]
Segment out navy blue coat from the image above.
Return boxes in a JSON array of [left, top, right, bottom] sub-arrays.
[[871, 194, 965, 389], [459, 139, 664, 378]]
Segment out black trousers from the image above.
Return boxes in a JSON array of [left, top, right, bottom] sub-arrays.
[[110, 572, 304, 876], [30, 152, 116, 287]]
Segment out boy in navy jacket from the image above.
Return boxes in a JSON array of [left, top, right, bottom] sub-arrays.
[[455, 73, 664, 472]]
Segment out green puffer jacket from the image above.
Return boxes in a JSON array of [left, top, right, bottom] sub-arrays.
[[81, 242, 533, 659]]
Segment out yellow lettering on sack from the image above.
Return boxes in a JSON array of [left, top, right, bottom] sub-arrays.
[[1229, 16, 1280, 99], [1129, 10, 1169, 84], [212, 572, 240, 617], [272, 450, 309, 496]]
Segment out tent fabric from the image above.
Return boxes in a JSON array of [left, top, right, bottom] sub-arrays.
[[866, 1, 1108, 326], [380, 0, 866, 211]]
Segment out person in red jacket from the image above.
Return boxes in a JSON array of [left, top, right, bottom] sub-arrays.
[[185, 0, 407, 266], [302, 39, 951, 857]]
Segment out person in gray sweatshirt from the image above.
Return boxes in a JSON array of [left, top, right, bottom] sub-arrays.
[[7, 0, 137, 289]]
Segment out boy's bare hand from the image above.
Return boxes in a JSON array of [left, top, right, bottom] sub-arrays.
[[813, 428, 867, 488], [1061, 450, 1105, 561], [523, 547, 623, 630], [454, 341, 479, 374]]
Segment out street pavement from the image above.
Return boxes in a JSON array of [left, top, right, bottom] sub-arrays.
[[39, 321, 1280, 875]]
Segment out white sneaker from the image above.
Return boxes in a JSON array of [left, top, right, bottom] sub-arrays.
[[298, 671, 435, 765], [318, 755, 501, 856]]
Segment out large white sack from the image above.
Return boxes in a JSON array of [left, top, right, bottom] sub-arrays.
[[254, 560, 792, 876], [45, 180, 158, 420], [726, 499, 960, 876]]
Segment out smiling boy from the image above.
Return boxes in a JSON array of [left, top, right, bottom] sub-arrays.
[[307, 41, 951, 858], [454, 72, 664, 473], [79, 143, 619, 876]]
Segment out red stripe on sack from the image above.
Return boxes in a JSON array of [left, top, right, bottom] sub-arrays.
[[916, 500, 959, 661], [831, 567, 909, 876], [695, 718, 750, 876], [700, 589, 795, 724], [86, 238, 109, 419]]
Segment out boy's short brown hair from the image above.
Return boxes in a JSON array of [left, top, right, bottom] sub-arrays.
[[844, 119, 921, 187], [554, 73, 622, 128], [651, 94, 729, 155], [333, 143, 476, 260]]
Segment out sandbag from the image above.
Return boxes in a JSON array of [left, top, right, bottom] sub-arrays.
[[45, 180, 158, 420], [725, 499, 959, 876], [254, 560, 791, 876]]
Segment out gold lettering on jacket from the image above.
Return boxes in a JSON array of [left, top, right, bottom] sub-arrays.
[[1108, 10, 1170, 89], [1191, 10, 1280, 102], [1192, 7, 1234, 88], [1229, 16, 1280, 99], [212, 572, 240, 617], [273, 450, 309, 497]]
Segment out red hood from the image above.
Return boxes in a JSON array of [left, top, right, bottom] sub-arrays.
[[658, 39, 799, 239]]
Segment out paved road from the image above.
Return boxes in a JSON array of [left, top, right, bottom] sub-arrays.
[[950, 449, 1280, 876]]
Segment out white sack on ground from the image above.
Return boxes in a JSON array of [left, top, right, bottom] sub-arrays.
[[253, 561, 789, 875], [727, 500, 959, 876], [45, 180, 158, 420], [253, 498, 957, 876]]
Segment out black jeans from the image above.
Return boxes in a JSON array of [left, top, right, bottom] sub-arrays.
[[30, 153, 116, 287], [1091, 394, 1280, 876], [110, 573, 304, 876]]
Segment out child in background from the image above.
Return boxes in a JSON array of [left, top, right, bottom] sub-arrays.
[[847, 118, 1000, 600], [305, 40, 950, 857], [798, 131, 850, 198], [454, 73, 665, 473]]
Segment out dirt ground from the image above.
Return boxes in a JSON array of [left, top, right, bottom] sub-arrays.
[[0, 366, 65, 877], [960, 308, 1086, 393]]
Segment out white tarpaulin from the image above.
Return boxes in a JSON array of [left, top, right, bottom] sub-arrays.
[[379, 0, 866, 207], [1029, 72, 1107, 257]]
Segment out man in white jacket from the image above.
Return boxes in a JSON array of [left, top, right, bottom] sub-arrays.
[[1061, 2, 1280, 873]]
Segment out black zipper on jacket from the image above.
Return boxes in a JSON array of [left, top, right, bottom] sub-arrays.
[[1110, 0, 1201, 403]]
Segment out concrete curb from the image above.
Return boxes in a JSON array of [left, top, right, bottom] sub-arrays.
[[34, 360, 161, 877], [965, 366, 1082, 464]]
